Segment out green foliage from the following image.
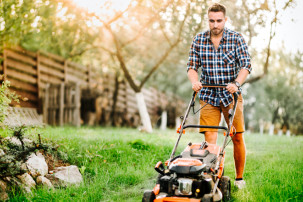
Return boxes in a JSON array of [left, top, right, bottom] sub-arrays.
[[0, 80, 18, 125], [2, 127, 302, 201], [128, 139, 150, 150], [245, 50, 303, 134], [0, 127, 68, 178]]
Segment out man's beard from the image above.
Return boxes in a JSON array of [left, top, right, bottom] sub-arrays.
[[211, 28, 224, 36]]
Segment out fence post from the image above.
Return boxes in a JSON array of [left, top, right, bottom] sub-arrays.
[[43, 83, 50, 124], [37, 51, 41, 110], [3, 49, 7, 81], [64, 61, 67, 83], [87, 64, 91, 87], [74, 83, 81, 127], [59, 83, 64, 126]]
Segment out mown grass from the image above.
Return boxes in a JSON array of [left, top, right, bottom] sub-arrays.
[[1, 127, 303, 201]]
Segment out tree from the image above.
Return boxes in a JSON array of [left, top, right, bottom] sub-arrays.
[[86, 0, 209, 132], [245, 49, 303, 135]]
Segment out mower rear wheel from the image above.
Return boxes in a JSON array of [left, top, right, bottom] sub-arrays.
[[218, 176, 231, 201], [142, 190, 156, 202], [201, 193, 213, 202]]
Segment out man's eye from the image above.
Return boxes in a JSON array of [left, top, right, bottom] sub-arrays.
[[217, 20, 222, 23], [209, 20, 215, 23]]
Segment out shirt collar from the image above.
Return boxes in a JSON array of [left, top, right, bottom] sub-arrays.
[[206, 28, 228, 40]]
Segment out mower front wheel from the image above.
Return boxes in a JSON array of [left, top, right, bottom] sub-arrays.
[[142, 190, 156, 202], [218, 176, 231, 201]]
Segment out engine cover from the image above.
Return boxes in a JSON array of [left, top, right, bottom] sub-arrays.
[[176, 178, 193, 195]]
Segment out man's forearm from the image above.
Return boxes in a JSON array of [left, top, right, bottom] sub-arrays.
[[188, 69, 199, 84], [235, 69, 250, 85], [188, 69, 203, 92]]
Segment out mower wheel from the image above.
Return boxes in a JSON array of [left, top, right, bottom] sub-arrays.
[[201, 193, 213, 202], [218, 176, 231, 201], [142, 190, 156, 202]]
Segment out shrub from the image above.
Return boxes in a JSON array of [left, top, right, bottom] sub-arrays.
[[0, 79, 19, 125]]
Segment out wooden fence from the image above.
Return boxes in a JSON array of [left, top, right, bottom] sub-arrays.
[[0, 47, 185, 127], [44, 83, 81, 126]]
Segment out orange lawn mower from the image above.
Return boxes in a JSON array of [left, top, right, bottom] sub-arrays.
[[142, 84, 240, 202]]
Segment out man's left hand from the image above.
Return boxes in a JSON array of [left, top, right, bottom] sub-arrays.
[[226, 83, 238, 94]]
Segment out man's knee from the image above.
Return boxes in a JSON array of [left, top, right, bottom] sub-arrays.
[[232, 132, 244, 145]]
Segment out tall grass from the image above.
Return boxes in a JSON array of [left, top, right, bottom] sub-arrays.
[[2, 127, 303, 201]]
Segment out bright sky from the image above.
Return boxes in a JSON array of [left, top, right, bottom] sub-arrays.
[[72, 0, 132, 16], [273, 0, 303, 53], [70, 0, 302, 53]]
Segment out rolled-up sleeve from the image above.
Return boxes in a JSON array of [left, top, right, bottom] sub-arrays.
[[236, 34, 252, 73], [187, 35, 201, 72]]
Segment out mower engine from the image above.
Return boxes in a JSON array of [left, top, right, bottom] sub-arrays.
[[157, 173, 213, 198], [143, 142, 228, 201]]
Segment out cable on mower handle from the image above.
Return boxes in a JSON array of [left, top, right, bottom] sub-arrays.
[[169, 83, 240, 163]]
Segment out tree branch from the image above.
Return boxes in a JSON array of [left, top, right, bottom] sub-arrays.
[[139, 0, 192, 89], [245, 0, 294, 84], [105, 24, 140, 92]]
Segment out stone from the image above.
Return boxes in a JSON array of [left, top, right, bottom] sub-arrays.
[[45, 165, 83, 187], [26, 152, 48, 178], [4, 136, 21, 145], [0, 179, 7, 192], [4, 137, 32, 145], [36, 176, 54, 189], [0, 149, 5, 156], [0, 191, 9, 201], [17, 173, 36, 192]]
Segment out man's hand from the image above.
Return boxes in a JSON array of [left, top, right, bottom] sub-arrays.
[[226, 83, 238, 94], [192, 81, 203, 92]]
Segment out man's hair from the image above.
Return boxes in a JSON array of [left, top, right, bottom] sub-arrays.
[[208, 3, 226, 16]]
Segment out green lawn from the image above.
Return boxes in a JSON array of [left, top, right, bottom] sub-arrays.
[[2, 127, 303, 201]]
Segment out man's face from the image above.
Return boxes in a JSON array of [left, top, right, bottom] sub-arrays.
[[208, 11, 227, 36]]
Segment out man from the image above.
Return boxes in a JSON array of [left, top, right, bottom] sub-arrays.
[[187, 3, 251, 189]]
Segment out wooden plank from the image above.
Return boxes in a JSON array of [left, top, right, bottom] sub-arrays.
[[11, 88, 38, 102], [6, 68, 37, 84], [40, 74, 63, 84], [66, 67, 88, 80], [7, 77, 38, 93], [9, 47, 37, 58], [39, 55, 64, 70], [66, 61, 87, 73], [6, 58, 37, 75], [11, 100, 37, 108], [39, 63, 65, 79], [40, 50, 65, 63], [65, 74, 86, 85], [6, 50, 37, 66]]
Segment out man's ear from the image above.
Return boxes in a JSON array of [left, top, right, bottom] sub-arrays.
[[225, 17, 228, 22]]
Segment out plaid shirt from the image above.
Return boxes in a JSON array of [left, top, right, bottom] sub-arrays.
[[187, 28, 252, 107]]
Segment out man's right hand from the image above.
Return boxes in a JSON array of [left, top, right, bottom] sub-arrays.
[[192, 81, 203, 92]]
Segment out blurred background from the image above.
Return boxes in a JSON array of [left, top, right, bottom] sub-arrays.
[[0, 0, 302, 135]]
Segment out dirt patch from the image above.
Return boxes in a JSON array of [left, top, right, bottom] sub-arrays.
[[43, 152, 70, 171]]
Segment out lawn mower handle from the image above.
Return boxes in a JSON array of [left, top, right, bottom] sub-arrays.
[[169, 84, 239, 163]]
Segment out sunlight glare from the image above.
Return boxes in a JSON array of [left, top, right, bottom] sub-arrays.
[[72, 0, 132, 17]]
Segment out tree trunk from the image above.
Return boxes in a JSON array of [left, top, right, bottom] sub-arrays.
[[135, 92, 152, 133], [160, 111, 167, 130], [111, 73, 119, 126]]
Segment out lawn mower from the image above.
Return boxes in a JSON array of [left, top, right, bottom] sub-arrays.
[[142, 84, 239, 202]]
